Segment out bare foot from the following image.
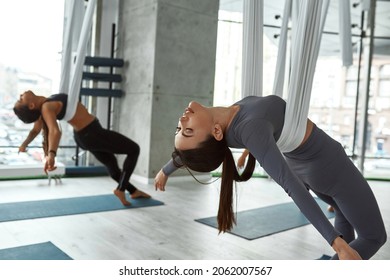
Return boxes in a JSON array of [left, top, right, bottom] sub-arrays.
[[131, 189, 151, 199], [113, 189, 131, 206]]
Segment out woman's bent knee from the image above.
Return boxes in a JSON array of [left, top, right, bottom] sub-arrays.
[[378, 229, 387, 247]]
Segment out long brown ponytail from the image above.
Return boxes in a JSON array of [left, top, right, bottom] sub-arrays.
[[217, 147, 255, 233], [175, 136, 256, 233]]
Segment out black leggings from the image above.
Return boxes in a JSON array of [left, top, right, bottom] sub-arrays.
[[73, 119, 140, 193]]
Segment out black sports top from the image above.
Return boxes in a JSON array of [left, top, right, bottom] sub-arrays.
[[45, 93, 68, 120]]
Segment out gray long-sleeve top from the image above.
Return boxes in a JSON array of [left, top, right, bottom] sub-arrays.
[[163, 95, 340, 245]]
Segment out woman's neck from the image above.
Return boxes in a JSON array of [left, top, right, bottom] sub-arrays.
[[212, 105, 240, 132], [35, 96, 47, 109]]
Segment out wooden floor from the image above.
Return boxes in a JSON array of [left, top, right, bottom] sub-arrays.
[[0, 174, 389, 260]]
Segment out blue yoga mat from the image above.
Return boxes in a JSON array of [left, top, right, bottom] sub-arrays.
[[317, 254, 332, 260], [0, 194, 164, 222], [195, 198, 335, 240], [0, 241, 72, 260]]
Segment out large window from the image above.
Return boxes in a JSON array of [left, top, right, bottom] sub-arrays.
[[215, 0, 390, 179], [0, 1, 74, 167]]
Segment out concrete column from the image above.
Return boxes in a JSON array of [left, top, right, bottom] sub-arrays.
[[117, 0, 219, 181]]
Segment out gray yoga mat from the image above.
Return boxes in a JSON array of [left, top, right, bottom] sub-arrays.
[[0, 194, 164, 222], [0, 241, 72, 260], [195, 198, 335, 240]]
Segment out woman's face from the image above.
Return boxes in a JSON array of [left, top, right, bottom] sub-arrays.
[[14, 90, 35, 110], [174, 101, 214, 150]]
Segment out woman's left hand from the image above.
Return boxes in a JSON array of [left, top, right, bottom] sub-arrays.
[[44, 155, 57, 174]]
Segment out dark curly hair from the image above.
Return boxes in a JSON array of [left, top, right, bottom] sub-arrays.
[[13, 103, 49, 156], [13, 105, 41, 124]]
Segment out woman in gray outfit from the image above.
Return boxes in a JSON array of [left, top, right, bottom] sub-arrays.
[[154, 95, 386, 260]]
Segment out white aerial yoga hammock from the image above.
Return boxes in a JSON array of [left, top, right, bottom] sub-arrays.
[[241, 0, 329, 153], [241, 0, 263, 97], [275, 0, 329, 152], [339, 0, 353, 67], [59, 0, 83, 95], [272, 0, 292, 98], [59, 0, 97, 122]]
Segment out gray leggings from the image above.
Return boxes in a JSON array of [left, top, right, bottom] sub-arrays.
[[284, 125, 387, 259]]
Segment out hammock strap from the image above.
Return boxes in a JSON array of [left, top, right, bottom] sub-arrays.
[[241, 0, 264, 97], [61, 0, 97, 122], [276, 0, 329, 153]]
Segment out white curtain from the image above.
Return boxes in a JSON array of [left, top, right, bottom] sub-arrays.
[[60, 0, 96, 121], [339, 0, 353, 67], [59, 0, 84, 94], [241, 0, 263, 97], [272, 0, 292, 97], [361, 0, 371, 11], [276, 0, 330, 152]]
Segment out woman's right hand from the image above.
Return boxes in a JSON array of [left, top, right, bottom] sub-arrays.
[[154, 169, 168, 191], [18, 145, 27, 153], [237, 149, 249, 169], [237, 154, 246, 169]]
